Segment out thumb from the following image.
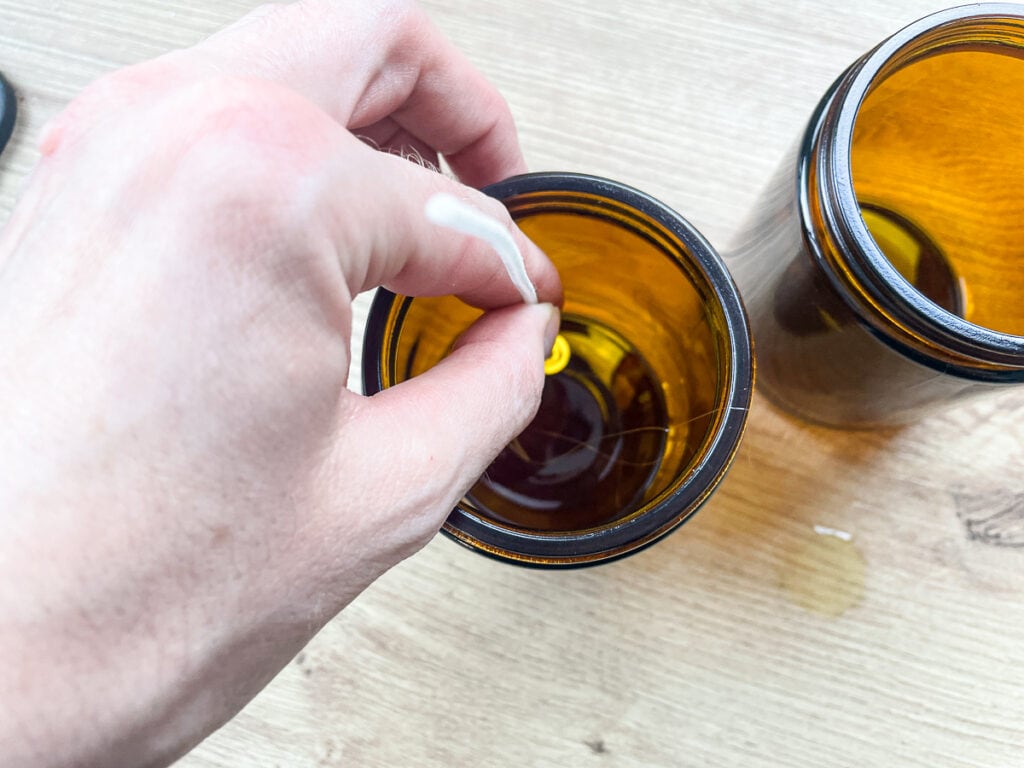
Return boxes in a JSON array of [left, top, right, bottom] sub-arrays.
[[342, 302, 560, 533]]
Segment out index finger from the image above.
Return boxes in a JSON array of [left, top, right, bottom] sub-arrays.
[[345, 145, 562, 308], [194, 0, 527, 187]]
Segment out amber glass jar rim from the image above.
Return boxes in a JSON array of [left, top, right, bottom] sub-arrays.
[[362, 172, 753, 567], [814, 3, 1024, 375]]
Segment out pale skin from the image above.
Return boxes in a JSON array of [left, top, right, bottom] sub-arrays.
[[0, 2, 562, 766]]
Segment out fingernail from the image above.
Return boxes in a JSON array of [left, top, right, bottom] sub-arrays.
[[541, 303, 561, 355]]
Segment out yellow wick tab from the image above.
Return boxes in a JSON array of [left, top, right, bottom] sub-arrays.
[[544, 333, 571, 375]]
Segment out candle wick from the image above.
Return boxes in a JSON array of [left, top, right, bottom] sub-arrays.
[[425, 193, 538, 305]]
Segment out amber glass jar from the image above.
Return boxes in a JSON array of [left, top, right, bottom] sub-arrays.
[[730, 5, 1024, 427], [363, 173, 752, 567]]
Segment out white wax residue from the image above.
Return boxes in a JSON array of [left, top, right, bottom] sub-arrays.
[[813, 525, 853, 542], [425, 193, 538, 305]]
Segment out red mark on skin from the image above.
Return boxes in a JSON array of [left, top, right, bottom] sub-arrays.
[[209, 525, 232, 548], [39, 121, 64, 157]]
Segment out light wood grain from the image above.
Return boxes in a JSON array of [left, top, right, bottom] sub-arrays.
[[3, 1, 1024, 766]]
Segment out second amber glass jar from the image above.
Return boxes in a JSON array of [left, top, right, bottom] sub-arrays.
[[730, 4, 1024, 427]]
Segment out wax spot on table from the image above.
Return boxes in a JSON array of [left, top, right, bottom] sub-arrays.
[[779, 525, 866, 617]]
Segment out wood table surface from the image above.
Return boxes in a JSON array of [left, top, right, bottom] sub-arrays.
[[3, 1, 1024, 766]]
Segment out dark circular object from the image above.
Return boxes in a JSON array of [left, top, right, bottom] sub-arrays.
[[0, 72, 15, 157]]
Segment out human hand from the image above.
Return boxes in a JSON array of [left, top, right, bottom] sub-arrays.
[[0, 2, 560, 766]]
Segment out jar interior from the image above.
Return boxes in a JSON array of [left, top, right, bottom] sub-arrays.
[[851, 38, 1024, 335], [380, 192, 731, 533]]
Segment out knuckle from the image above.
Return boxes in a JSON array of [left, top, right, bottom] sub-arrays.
[[170, 76, 333, 201], [179, 76, 306, 146], [372, 0, 431, 53], [141, 78, 337, 261]]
